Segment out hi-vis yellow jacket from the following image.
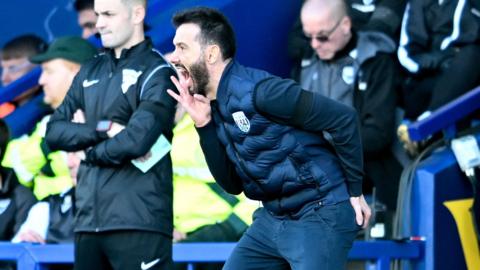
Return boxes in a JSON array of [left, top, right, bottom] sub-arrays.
[[172, 115, 258, 233], [2, 116, 72, 200]]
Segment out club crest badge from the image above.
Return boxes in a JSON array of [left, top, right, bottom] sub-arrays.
[[121, 69, 142, 94], [232, 111, 250, 133], [341, 66, 355, 85]]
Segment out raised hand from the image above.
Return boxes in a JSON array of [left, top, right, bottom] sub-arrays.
[[167, 76, 212, 128]]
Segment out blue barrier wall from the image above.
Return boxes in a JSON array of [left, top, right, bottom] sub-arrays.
[[408, 148, 475, 269], [0, 241, 424, 270]]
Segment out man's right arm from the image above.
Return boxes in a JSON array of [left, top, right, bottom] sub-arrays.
[[167, 75, 244, 195], [46, 71, 102, 152], [196, 119, 244, 195]]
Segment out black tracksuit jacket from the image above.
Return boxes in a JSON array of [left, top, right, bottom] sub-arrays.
[[46, 39, 177, 236]]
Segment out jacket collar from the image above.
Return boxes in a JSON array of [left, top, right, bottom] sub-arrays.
[[104, 37, 153, 61]]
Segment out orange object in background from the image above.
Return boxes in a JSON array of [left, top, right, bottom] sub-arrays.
[[0, 102, 16, 118]]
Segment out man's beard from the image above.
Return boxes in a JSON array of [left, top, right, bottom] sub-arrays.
[[189, 59, 209, 96]]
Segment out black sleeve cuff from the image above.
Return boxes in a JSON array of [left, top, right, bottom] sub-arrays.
[[195, 119, 216, 138], [348, 182, 363, 197]]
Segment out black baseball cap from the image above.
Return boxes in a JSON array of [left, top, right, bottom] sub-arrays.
[[30, 36, 97, 64]]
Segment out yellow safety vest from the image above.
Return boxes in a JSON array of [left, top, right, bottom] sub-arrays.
[[2, 116, 73, 200], [172, 115, 258, 233]]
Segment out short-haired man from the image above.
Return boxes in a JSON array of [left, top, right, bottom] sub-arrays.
[[46, 0, 178, 269], [73, 0, 98, 39], [0, 34, 47, 117], [168, 7, 370, 269]]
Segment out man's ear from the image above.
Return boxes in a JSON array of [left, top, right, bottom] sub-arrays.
[[132, 5, 146, 25], [206, 45, 221, 64], [340, 16, 352, 34]]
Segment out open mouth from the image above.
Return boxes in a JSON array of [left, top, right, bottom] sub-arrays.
[[174, 64, 190, 81], [174, 64, 195, 93]]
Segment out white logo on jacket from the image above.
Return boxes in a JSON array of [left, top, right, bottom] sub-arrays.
[[121, 69, 142, 94], [341, 66, 355, 85], [82, 79, 99, 87], [141, 258, 160, 270], [232, 111, 250, 133]]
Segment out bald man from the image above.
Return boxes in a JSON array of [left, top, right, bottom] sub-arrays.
[[288, 0, 406, 76], [299, 0, 402, 232], [45, 0, 177, 269]]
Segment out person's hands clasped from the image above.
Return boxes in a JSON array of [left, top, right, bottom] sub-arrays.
[[167, 76, 211, 128], [349, 195, 371, 229]]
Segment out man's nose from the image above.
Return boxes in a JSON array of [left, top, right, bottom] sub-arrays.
[[311, 38, 321, 49], [96, 16, 105, 29], [168, 51, 180, 64]]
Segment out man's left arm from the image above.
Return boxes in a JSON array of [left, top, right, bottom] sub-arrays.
[[254, 78, 364, 197], [255, 78, 370, 226], [85, 67, 177, 166]]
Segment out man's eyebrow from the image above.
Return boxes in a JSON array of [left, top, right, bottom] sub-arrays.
[[175, 41, 189, 48], [95, 10, 113, 16]]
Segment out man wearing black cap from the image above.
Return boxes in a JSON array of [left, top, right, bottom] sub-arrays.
[[45, 0, 178, 269]]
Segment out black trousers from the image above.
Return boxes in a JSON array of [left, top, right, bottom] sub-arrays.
[[74, 230, 172, 270], [401, 45, 480, 120]]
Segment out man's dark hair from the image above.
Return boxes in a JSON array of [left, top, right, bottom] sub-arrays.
[[0, 119, 10, 162], [74, 0, 94, 12], [1, 34, 48, 61], [172, 7, 236, 60]]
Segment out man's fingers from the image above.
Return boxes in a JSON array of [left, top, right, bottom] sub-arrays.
[[170, 76, 187, 96], [353, 204, 364, 227], [167, 89, 182, 102], [181, 77, 193, 90], [193, 94, 210, 104], [362, 203, 372, 229], [363, 212, 371, 228]]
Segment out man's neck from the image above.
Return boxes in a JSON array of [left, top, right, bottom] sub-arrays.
[[114, 33, 145, 58], [206, 58, 232, 100]]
